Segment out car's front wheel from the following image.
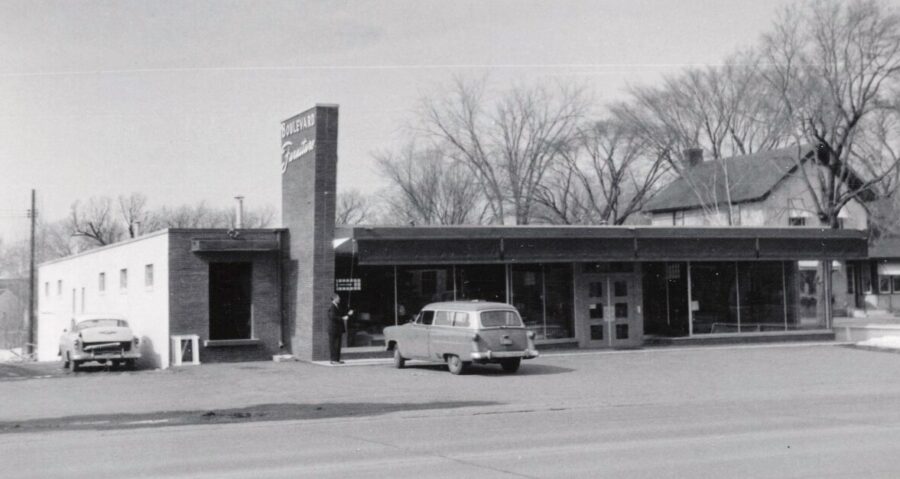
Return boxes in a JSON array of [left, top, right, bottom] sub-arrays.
[[392, 347, 405, 369], [446, 355, 466, 375], [500, 358, 521, 373], [67, 353, 79, 373]]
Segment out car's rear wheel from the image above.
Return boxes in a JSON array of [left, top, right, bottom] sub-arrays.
[[447, 355, 466, 375], [392, 347, 405, 369], [500, 358, 521, 373]]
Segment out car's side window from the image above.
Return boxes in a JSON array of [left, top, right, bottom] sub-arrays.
[[453, 312, 470, 327], [434, 311, 451, 326], [419, 310, 435, 325]]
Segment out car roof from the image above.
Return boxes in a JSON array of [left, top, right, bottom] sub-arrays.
[[421, 301, 517, 312], [74, 314, 127, 322]]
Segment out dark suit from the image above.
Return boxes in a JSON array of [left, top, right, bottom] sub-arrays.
[[328, 302, 345, 362]]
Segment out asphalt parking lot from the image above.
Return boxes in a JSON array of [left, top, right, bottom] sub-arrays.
[[1, 341, 898, 423]]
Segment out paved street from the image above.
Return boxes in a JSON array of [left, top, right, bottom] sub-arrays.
[[3, 343, 900, 477]]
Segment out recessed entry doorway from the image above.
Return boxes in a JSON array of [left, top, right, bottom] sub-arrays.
[[576, 263, 642, 348], [209, 262, 252, 340]]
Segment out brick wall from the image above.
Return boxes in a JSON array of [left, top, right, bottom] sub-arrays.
[[282, 105, 339, 361], [168, 229, 285, 363]]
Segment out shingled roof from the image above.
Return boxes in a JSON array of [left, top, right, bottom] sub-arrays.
[[644, 145, 879, 214], [644, 146, 808, 213]]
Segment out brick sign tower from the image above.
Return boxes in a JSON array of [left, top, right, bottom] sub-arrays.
[[281, 104, 339, 361]]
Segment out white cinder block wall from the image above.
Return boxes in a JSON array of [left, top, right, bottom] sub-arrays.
[[37, 230, 170, 368]]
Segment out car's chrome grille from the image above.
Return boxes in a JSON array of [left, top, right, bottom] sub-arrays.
[[82, 341, 131, 352]]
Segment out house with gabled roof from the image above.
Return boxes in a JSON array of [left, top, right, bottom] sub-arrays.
[[643, 146, 872, 230]]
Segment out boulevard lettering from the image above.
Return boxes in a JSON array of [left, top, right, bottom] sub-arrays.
[[281, 112, 316, 139]]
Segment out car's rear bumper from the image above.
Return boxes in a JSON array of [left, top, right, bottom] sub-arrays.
[[470, 349, 539, 360]]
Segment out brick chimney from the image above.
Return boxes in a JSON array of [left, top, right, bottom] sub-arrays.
[[684, 148, 704, 168]]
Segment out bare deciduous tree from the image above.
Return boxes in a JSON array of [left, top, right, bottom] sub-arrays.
[[534, 119, 669, 225], [69, 197, 123, 247], [615, 53, 794, 225], [376, 143, 485, 225], [152, 201, 275, 230], [761, 0, 900, 228], [118, 192, 156, 238], [336, 190, 377, 226], [420, 78, 588, 224]]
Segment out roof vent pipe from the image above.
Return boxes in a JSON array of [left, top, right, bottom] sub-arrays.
[[234, 196, 244, 229], [684, 148, 704, 168]]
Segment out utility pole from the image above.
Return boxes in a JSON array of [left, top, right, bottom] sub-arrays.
[[27, 189, 36, 356]]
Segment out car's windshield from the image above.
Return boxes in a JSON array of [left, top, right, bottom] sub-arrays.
[[76, 319, 127, 330], [479, 310, 523, 327]]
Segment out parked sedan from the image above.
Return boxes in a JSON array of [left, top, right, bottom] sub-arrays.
[[59, 315, 141, 372], [384, 301, 539, 374]]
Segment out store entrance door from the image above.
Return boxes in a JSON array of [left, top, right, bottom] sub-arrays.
[[581, 273, 640, 348]]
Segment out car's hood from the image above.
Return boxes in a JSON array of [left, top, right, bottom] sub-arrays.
[[80, 327, 133, 342]]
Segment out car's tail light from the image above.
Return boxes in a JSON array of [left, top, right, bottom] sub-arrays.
[[527, 331, 536, 340], [471, 333, 480, 342]]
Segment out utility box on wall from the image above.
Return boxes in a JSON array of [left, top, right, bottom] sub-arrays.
[[171, 334, 200, 366]]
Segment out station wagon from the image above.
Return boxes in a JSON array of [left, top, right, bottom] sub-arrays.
[[384, 301, 539, 374]]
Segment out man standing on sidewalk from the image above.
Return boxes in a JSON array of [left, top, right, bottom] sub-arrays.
[[328, 293, 352, 364]]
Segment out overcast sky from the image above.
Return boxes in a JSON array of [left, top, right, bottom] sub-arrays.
[[0, 0, 793, 240]]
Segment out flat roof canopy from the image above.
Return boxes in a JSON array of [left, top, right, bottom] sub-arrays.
[[339, 226, 868, 265]]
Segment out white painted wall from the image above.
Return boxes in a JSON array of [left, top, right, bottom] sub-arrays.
[[37, 231, 170, 368]]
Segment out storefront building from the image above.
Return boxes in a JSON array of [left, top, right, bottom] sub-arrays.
[[334, 226, 867, 352], [32, 105, 872, 365]]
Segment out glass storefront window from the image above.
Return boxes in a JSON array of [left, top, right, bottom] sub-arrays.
[[544, 264, 574, 339], [455, 264, 506, 302], [397, 265, 454, 319], [642, 262, 689, 337], [738, 262, 787, 332], [339, 265, 395, 347], [511, 264, 574, 340], [511, 264, 543, 336], [786, 261, 826, 330], [690, 262, 738, 334]]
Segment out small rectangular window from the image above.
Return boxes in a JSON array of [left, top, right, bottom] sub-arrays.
[[892, 276, 900, 294], [98, 272, 106, 292], [789, 217, 807, 227], [419, 310, 434, 325], [120, 268, 128, 290], [879, 275, 891, 294], [145, 264, 154, 288]]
